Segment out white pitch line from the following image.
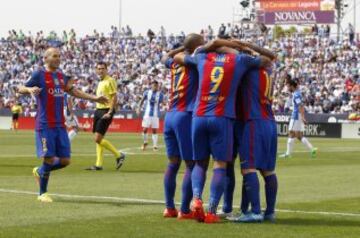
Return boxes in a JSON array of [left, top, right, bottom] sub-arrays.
[[0, 188, 359, 218]]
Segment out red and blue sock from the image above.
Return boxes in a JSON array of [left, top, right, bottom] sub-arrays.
[[222, 163, 235, 213], [264, 174, 278, 215], [164, 162, 180, 209], [240, 179, 250, 213], [38, 162, 52, 195], [180, 162, 194, 213], [191, 161, 208, 200], [244, 172, 261, 214], [208, 168, 227, 214]]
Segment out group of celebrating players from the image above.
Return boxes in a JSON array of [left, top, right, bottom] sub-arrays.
[[160, 34, 278, 223], [16, 31, 318, 224]]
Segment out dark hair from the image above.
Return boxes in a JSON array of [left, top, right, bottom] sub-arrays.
[[96, 61, 107, 69], [286, 77, 298, 87], [151, 81, 159, 85]]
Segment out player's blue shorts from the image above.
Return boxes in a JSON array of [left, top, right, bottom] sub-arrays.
[[35, 127, 71, 158], [238, 120, 277, 171], [192, 116, 234, 162], [164, 111, 192, 160]]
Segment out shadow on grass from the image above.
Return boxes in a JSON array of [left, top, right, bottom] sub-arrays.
[[274, 217, 360, 228]]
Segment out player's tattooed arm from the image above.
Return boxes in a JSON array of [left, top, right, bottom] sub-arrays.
[[65, 80, 108, 104], [17, 86, 41, 96], [200, 39, 246, 53], [161, 46, 185, 64]]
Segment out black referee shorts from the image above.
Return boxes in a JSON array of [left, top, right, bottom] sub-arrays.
[[12, 113, 19, 121], [92, 109, 115, 135]]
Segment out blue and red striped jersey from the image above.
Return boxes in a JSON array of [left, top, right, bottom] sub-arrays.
[[185, 53, 261, 118], [165, 58, 198, 112], [25, 69, 70, 130], [237, 68, 275, 121]]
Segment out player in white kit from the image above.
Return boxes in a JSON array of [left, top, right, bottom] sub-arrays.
[[64, 93, 79, 141], [137, 81, 164, 151], [280, 77, 317, 159]]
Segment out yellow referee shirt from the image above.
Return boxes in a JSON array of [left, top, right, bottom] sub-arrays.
[[11, 105, 23, 114], [96, 75, 117, 109]]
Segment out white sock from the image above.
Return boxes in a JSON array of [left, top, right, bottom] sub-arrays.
[[68, 130, 77, 141], [286, 138, 295, 155], [143, 133, 148, 144], [152, 134, 158, 147], [301, 137, 313, 151]]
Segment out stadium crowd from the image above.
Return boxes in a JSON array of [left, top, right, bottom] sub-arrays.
[[0, 24, 359, 115]]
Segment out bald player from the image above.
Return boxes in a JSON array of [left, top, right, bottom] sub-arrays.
[[18, 48, 108, 202]]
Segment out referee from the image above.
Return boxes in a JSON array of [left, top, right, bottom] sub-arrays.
[[11, 101, 22, 131], [86, 62, 125, 171]]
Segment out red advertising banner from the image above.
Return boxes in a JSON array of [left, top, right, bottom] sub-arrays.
[[17, 117, 165, 133]]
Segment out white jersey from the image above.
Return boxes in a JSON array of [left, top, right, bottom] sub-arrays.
[[143, 90, 164, 118]]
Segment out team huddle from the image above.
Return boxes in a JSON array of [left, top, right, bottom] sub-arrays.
[[17, 33, 317, 224]]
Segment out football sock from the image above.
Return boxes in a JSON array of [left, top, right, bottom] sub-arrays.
[[38, 162, 52, 195], [223, 162, 235, 213], [152, 134, 158, 147], [264, 174, 278, 215], [244, 172, 261, 214], [301, 137, 313, 151], [100, 139, 120, 158], [180, 163, 194, 213], [286, 138, 295, 155], [15, 121, 19, 129], [164, 162, 180, 209], [68, 129, 77, 141], [208, 168, 226, 214], [240, 179, 250, 213], [191, 161, 208, 200], [95, 143, 104, 167], [143, 133, 148, 143]]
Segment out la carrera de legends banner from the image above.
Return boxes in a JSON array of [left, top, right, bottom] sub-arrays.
[[256, 0, 335, 25]]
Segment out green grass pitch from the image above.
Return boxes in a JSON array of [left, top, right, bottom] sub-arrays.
[[0, 130, 359, 238]]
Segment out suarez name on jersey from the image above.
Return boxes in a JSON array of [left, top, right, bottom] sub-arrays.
[[185, 52, 262, 118]]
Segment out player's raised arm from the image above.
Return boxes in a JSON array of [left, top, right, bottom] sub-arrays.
[[231, 39, 277, 61], [161, 46, 185, 65]]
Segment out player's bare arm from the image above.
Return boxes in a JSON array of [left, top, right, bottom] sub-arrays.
[[161, 46, 185, 64], [137, 97, 145, 115], [299, 105, 307, 124], [231, 39, 277, 61], [201, 39, 246, 52], [17, 85, 41, 96], [65, 80, 108, 104]]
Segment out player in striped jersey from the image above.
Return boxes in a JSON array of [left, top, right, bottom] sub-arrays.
[[137, 81, 164, 151], [64, 92, 79, 141], [161, 35, 203, 219], [17, 48, 108, 202]]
